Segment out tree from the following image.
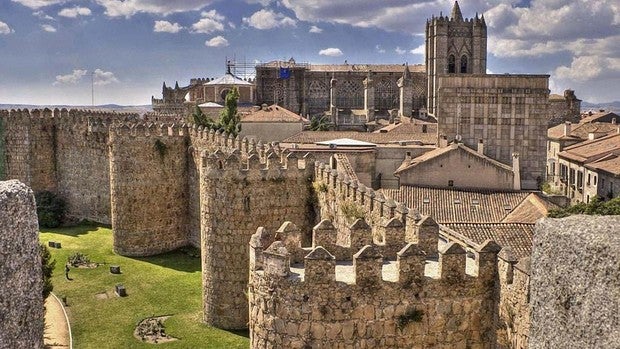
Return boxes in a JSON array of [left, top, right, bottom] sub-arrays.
[[35, 191, 65, 228], [309, 115, 330, 131], [547, 196, 620, 218], [219, 87, 240, 136], [40, 243, 55, 299], [191, 105, 214, 129]]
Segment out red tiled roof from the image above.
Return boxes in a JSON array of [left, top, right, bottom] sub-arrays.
[[241, 104, 308, 123], [282, 123, 438, 145], [382, 186, 532, 223], [559, 133, 620, 163], [585, 153, 620, 176], [548, 122, 619, 140], [442, 223, 534, 259]]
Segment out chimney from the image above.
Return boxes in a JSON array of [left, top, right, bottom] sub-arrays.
[[512, 153, 521, 190], [477, 139, 484, 155], [439, 135, 448, 148], [588, 133, 595, 140], [563, 121, 572, 137], [612, 118, 616, 125]]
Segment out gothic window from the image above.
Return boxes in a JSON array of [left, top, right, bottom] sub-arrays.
[[448, 55, 456, 73], [375, 79, 397, 110], [307, 80, 329, 110], [460, 55, 468, 73], [336, 80, 363, 109]]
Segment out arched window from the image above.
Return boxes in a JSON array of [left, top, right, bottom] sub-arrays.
[[448, 55, 456, 73], [460, 55, 468, 73]]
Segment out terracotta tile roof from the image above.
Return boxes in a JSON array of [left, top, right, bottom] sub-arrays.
[[241, 104, 308, 123], [585, 153, 620, 176], [257, 61, 425, 73], [333, 154, 358, 181], [281, 124, 437, 145], [395, 143, 513, 174], [559, 133, 620, 163], [548, 122, 619, 140], [502, 193, 558, 223], [580, 111, 619, 124], [549, 94, 565, 100], [381, 186, 532, 223], [442, 223, 534, 259]]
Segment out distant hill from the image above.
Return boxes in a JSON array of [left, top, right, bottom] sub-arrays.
[[0, 104, 153, 114], [581, 100, 620, 113]]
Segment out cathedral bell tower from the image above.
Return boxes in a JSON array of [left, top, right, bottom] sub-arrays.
[[426, 1, 487, 114]]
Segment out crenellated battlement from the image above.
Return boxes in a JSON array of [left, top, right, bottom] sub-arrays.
[[109, 122, 187, 138], [248, 219, 501, 348]]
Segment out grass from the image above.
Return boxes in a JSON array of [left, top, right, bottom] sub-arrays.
[[40, 224, 249, 349]]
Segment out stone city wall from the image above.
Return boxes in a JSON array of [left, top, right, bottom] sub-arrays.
[[200, 149, 315, 329], [0, 180, 44, 349], [248, 219, 501, 349], [109, 123, 189, 256], [497, 253, 530, 349], [314, 162, 439, 257], [0, 108, 140, 223]]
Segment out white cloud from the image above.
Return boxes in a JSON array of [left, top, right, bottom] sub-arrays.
[[191, 10, 225, 34], [154, 20, 183, 33], [58, 7, 92, 18], [410, 44, 424, 55], [11, 0, 65, 9], [309, 25, 323, 33], [319, 48, 343, 57], [95, 0, 216, 18], [376, 45, 386, 54], [93, 69, 119, 85], [242, 9, 296, 30], [554, 56, 620, 82], [245, 0, 272, 5], [395, 46, 405, 55], [33, 10, 54, 20], [41, 24, 56, 32], [0, 21, 14, 35], [54, 69, 88, 85], [205, 35, 229, 47]]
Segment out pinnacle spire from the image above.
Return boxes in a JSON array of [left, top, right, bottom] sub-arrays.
[[451, 1, 463, 21], [402, 63, 411, 80]]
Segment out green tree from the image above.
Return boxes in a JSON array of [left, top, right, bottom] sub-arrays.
[[35, 191, 65, 228], [191, 105, 214, 129], [40, 243, 55, 299], [548, 196, 620, 218], [219, 87, 240, 136], [309, 115, 330, 131]]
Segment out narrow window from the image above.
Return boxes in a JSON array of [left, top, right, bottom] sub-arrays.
[[448, 180, 454, 187], [448, 55, 456, 73], [460, 55, 468, 73]]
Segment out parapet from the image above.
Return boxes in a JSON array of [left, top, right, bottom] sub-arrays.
[[109, 122, 187, 138], [251, 220, 500, 287]]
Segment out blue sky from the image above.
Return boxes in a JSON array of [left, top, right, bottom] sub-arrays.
[[0, 0, 618, 105]]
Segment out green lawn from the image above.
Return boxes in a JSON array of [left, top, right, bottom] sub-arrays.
[[40, 224, 249, 349]]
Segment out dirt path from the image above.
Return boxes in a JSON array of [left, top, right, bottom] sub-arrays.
[[44, 293, 71, 349]]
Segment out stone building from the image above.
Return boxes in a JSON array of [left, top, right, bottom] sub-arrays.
[[547, 90, 581, 126], [239, 104, 308, 142], [426, 1, 487, 115], [255, 60, 427, 121], [151, 81, 192, 114]]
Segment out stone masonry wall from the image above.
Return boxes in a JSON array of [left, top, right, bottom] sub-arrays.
[[529, 216, 620, 349], [200, 150, 314, 329], [109, 123, 189, 256], [248, 220, 501, 349], [0, 180, 44, 349], [497, 254, 530, 349]]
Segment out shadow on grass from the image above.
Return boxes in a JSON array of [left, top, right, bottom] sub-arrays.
[[42, 221, 103, 237], [226, 329, 250, 339], [132, 248, 202, 273]]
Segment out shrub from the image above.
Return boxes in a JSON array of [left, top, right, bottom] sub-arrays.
[[68, 252, 91, 267], [396, 308, 424, 331], [40, 243, 55, 298], [35, 191, 65, 228], [341, 201, 365, 222], [313, 181, 328, 193]]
